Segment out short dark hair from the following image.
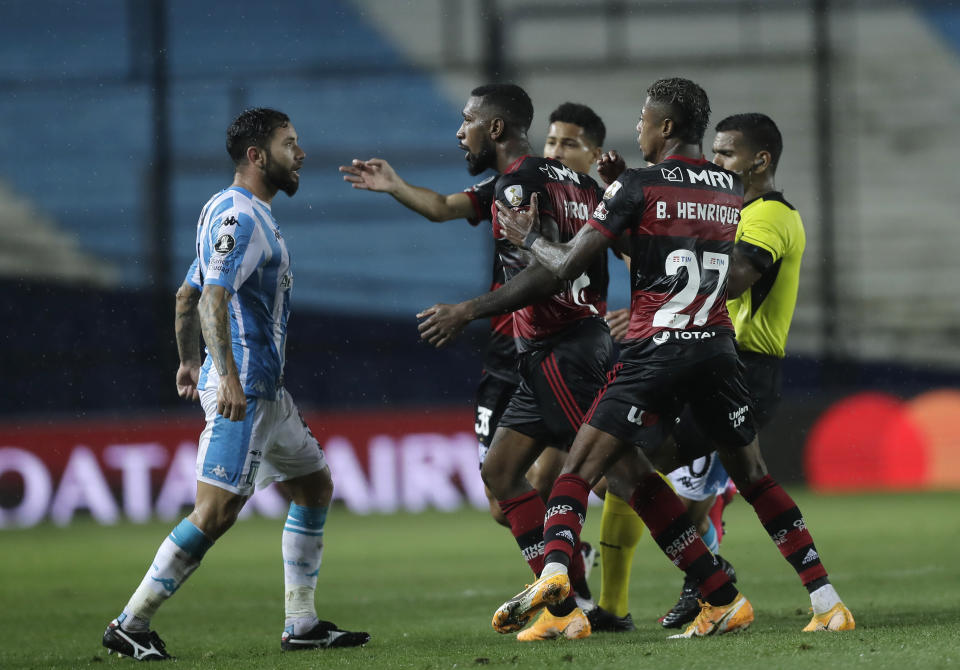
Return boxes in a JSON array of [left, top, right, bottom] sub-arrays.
[[715, 113, 784, 170], [226, 108, 290, 165], [549, 102, 606, 148], [646, 78, 711, 145], [471, 83, 534, 135]]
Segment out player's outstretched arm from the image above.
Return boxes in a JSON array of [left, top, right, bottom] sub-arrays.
[[338, 157, 475, 222], [497, 193, 611, 281], [198, 285, 246, 421], [174, 281, 202, 401], [417, 262, 565, 349]]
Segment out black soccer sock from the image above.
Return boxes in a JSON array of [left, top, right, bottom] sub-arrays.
[[629, 473, 738, 607]]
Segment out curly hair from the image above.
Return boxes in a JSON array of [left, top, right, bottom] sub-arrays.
[[549, 102, 606, 148], [226, 108, 290, 165], [471, 83, 534, 135], [646, 78, 711, 145]]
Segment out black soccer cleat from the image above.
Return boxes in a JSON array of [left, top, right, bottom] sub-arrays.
[[102, 619, 172, 661], [281, 620, 371, 651], [660, 554, 738, 629], [659, 576, 701, 629], [586, 605, 636, 633]]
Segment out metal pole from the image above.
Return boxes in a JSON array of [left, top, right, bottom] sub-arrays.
[[148, 0, 171, 295], [481, 0, 507, 82], [813, 0, 839, 368], [148, 0, 175, 389]]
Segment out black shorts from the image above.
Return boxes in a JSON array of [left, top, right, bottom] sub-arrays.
[[738, 350, 782, 428], [499, 317, 614, 449], [586, 334, 757, 451], [474, 370, 519, 447], [673, 349, 781, 461]]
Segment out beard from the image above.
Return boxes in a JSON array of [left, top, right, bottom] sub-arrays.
[[465, 141, 496, 176], [264, 150, 300, 197]]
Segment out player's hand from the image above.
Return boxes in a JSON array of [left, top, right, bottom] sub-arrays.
[[496, 192, 540, 248], [417, 303, 471, 348], [338, 158, 399, 193], [216, 373, 247, 422], [605, 307, 630, 342], [176, 362, 201, 401], [597, 151, 626, 185]]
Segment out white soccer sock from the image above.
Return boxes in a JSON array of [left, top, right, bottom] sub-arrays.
[[120, 519, 213, 631], [702, 518, 720, 554], [282, 504, 327, 635], [809, 583, 841, 615], [541, 561, 568, 579]]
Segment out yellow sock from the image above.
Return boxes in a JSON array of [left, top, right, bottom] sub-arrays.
[[597, 493, 645, 617]]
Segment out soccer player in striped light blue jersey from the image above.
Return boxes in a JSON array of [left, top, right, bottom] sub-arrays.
[[102, 108, 370, 661]]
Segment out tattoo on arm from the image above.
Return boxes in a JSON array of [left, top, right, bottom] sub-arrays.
[[467, 262, 564, 320], [174, 283, 202, 363], [528, 225, 611, 280], [198, 287, 238, 377]]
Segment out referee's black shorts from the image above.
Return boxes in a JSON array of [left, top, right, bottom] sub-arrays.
[[672, 348, 782, 462]]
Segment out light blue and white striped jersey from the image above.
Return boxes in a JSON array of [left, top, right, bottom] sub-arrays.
[[184, 186, 292, 399]]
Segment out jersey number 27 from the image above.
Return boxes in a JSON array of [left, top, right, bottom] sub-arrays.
[[653, 250, 729, 329]]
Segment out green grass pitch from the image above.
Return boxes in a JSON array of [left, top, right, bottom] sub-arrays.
[[1, 489, 958, 669]]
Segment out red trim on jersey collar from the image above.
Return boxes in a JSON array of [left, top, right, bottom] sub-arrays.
[[504, 154, 532, 174], [665, 155, 708, 166]]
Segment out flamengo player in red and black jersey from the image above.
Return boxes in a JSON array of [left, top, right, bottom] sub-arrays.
[[417, 84, 613, 641], [338, 105, 609, 539], [494, 78, 853, 638]]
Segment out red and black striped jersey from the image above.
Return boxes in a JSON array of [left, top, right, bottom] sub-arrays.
[[589, 155, 742, 345], [492, 155, 608, 351], [463, 175, 518, 382]]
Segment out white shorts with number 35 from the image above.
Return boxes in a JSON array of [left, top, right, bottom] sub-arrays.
[[196, 387, 328, 496]]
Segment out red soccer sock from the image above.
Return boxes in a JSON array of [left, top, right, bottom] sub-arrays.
[[498, 490, 547, 577], [740, 475, 828, 589], [630, 472, 738, 606], [542, 474, 591, 564]]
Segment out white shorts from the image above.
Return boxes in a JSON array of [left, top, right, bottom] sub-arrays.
[[196, 388, 328, 496], [666, 452, 730, 502]]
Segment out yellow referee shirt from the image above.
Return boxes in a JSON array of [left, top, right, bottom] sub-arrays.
[[726, 192, 805, 358]]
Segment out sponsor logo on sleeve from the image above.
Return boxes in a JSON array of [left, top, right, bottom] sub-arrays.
[[214, 233, 236, 255], [504, 184, 524, 206], [593, 202, 608, 221], [603, 180, 622, 200]]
